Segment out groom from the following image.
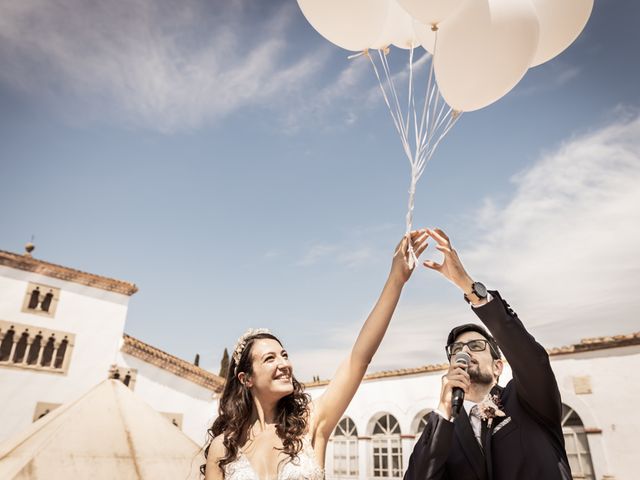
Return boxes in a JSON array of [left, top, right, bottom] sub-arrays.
[[404, 228, 571, 480]]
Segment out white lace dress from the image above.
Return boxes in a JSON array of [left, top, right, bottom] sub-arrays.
[[223, 436, 324, 480]]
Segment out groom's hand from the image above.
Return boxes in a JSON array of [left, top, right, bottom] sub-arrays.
[[422, 228, 478, 296], [438, 360, 470, 420]]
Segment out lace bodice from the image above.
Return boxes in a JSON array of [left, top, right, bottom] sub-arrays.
[[223, 436, 324, 480]]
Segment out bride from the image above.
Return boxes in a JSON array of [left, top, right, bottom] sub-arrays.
[[202, 230, 429, 479]]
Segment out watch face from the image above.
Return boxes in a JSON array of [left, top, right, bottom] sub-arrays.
[[473, 282, 487, 298]]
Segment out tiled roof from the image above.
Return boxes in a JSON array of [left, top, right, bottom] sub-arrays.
[[122, 334, 224, 393], [0, 250, 138, 296], [303, 331, 640, 387], [546, 332, 640, 356]]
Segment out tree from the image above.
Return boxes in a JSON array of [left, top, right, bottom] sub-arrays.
[[219, 348, 229, 377]]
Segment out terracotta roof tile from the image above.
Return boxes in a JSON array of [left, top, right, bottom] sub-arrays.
[[303, 331, 640, 387], [122, 334, 224, 393], [0, 250, 138, 296]]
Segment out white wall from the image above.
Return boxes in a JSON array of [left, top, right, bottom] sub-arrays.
[[0, 263, 222, 451], [0, 266, 130, 443], [551, 346, 640, 480], [119, 352, 218, 445], [308, 344, 640, 480]]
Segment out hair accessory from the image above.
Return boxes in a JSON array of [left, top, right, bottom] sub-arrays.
[[232, 328, 271, 374]]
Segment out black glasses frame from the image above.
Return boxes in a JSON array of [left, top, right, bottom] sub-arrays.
[[445, 339, 490, 358]]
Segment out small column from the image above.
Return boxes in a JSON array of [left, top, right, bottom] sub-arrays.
[[8, 337, 18, 363], [357, 436, 371, 480], [50, 341, 61, 369], [21, 336, 35, 365], [36, 333, 46, 366], [0, 330, 6, 363]]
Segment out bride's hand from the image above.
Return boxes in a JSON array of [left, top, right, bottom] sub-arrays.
[[390, 229, 429, 284]]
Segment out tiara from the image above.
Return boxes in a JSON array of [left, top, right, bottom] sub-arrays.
[[232, 328, 271, 375]]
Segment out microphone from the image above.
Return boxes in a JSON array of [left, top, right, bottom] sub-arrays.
[[451, 351, 470, 418]]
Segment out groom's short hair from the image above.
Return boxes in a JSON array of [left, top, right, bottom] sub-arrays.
[[446, 323, 502, 360]]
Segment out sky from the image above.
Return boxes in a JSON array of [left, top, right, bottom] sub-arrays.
[[1, 0, 639, 381]]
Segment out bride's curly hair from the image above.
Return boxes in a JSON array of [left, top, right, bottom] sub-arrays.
[[200, 332, 311, 476]]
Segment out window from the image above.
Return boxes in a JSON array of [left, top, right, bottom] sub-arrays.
[[371, 413, 403, 478], [0, 320, 74, 374], [562, 404, 595, 480], [411, 410, 432, 447], [109, 365, 138, 390], [332, 417, 359, 478], [160, 412, 184, 429], [22, 282, 61, 317], [414, 410, 431, 435], [33, 402, 61, 422]]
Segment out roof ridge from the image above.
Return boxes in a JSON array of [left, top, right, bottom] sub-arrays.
[[0, 250, 138, 296], [122, 334, 224, 392], [303, 331, 640, 387]]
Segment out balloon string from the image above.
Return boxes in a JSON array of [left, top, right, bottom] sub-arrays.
[[363, 46, 460, 256]]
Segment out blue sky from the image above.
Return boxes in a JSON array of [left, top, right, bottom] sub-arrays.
[[1, 0, 639, 380]]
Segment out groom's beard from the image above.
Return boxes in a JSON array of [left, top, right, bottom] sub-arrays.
[[468, 363, 494, 385]]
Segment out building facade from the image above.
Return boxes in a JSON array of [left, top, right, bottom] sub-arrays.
[[308, 333, 640, 480], [1, 246, 637, 479], [0, 248, 223, 446]]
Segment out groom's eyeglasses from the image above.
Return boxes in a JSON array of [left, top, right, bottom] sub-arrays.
[[446, 339, 490, 358]]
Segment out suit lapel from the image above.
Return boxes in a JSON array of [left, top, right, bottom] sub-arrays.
[[454, 408, 486, 479]]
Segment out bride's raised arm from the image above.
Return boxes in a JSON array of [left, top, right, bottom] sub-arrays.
[[312, 230, 428, 440]]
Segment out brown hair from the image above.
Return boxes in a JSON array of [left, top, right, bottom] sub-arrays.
[[200, 332, 311, 476]]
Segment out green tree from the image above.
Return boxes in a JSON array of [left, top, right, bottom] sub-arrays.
[[219, 348, 229, 377]]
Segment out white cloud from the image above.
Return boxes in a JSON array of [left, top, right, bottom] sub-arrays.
[[516, 61, 583, 97], [294, 226, 390, 268], [0, 1, 434, 134], [296, 244, 341, 267], [0, 0, 327, 132], [292, 113, 640, 379]]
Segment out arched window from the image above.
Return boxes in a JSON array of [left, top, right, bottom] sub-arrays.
[[12, 331, 29, 363], [28, 288, 40, 309], [371, 413, 402, 478], [40, 335, 55, 367], [562, 404, 595, 480], [27, 333, 43, 365], [0, 320, 74, 374], [54, 338, 68, 369], [22, 283, 60, 318], [411, 410, 431, 439], [0, 327, 15, 361], [41, 291, 54, 312], [332, 417, 358, 478]]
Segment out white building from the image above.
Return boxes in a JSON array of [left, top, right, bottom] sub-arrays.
[[309, 332, 640, 480], [0, 380, 202, 479], [0, 246, 223, 447], [1, 245, 637, 480]]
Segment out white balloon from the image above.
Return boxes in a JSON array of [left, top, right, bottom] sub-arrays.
[[530, 0, 594, 67], [434, 0, 539, 112], [372, 0, 420, 50], [297, 0, 389, 52], [413, 20, 437, 54], [396, 0, 467, 27]]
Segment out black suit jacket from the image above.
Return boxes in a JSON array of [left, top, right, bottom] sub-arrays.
[[404, 291, 572, 480]]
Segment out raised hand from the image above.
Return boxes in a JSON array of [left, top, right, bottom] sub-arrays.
[[390, 229, 430, 284], [422, 228, 474, 292]]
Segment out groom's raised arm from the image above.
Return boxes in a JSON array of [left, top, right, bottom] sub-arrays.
[[471, 291, 562, 427]]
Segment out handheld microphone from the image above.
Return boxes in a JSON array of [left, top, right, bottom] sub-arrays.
[[451, 351, 470, 418]]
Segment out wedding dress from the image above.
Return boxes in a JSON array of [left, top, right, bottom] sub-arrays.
[[223, 436, 324, 480]]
